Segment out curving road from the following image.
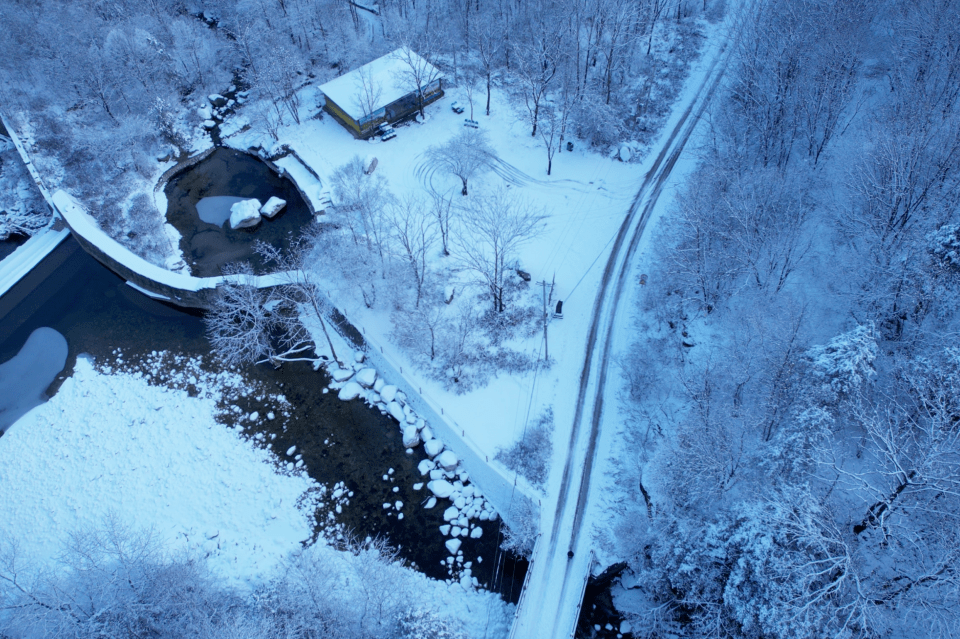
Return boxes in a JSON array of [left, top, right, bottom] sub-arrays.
[[509, 15, 745, 638]]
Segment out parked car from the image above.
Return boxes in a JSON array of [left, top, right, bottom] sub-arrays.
[[377, 122, 397, 141], [451, 101, 465, 114]]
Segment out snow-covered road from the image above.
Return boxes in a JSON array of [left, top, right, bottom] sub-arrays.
[[509, 14, 742, 638]]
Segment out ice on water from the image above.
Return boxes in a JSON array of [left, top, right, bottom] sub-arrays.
[[0, 327, 68, 432], [195, 196, 247, 226]]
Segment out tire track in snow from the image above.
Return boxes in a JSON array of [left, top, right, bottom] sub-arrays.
[[510, 25, 738, 637]]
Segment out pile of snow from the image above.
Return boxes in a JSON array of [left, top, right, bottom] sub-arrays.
[[260, 196, 287, 218], [229, 198, 262, 229], [327, 353, 498, 583]]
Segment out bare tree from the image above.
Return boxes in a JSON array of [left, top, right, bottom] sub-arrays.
[[455, 188, 546, 312], [330, 155, 393, 269], [538, 104, 561, 175], [391, 44, 442, 118], [389, 193, 437, 308], [511, 17, 564, 137], [424, 128, 495, 196], [353, 63, 383, 121], [430, 189, 456, 256], [255, 230, 342, 365], [473, 14, 503, 116], [204, 263, 317, 368]]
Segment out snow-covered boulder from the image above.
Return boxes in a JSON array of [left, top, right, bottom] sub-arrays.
[[373, 378, 385, 393], [437, 450, 459, 472], [424, 439, 444, 458], [355, 368, 377, 388], [202, 119, 217, 130], [338, 382, 364, 401], [470, 527, 482, 539], [402, 425, 421, 448], [197, 105, 212, 120], [380, 385, 398, 403], [618, 144, 632, 162], [208, 93, 227, 107], [417, 459, 435, 475], [387, 401, 405, 423], [259, 196, 287, 219], [427, 479, 455, 498], [229, 199, 262, 229], [443, 506, 459, 522], [330, 368, 354, 382], [445, 539, 462, 555]]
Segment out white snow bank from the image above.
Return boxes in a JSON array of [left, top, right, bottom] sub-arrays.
[[0, 357, 315, 587], [0, 327, 68, 432]]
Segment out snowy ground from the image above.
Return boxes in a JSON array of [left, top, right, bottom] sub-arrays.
[[222, 85, 643, 470], [0, 354, 515, 636]]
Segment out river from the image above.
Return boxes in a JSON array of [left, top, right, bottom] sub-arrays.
[[0, 237, 526, 600]]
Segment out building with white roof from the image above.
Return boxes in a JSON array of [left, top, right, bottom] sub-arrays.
[[319, 47, 444, 138]]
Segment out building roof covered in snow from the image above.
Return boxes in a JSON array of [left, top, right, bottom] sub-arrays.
[[319, 47, 442, 122]]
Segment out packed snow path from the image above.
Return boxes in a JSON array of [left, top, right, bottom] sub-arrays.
[[509, 18, 742, 639]]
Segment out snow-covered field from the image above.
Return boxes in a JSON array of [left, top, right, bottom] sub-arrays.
[[0, 355, 314, 585]]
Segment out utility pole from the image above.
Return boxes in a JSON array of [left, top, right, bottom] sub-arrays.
[[539, 280, 549, 361]]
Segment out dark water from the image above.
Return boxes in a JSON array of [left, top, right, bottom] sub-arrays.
[[0, 234, 29, 262], [0, 237, 526, 599], [164, 148, 314, 277], [577, 566, 633, 639]]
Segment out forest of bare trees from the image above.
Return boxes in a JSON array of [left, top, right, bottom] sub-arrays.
[[619, 0, 960, 636]]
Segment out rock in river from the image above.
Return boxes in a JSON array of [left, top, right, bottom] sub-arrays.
[[260, 196, 287, 218], [229, 199, 262, 229]]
